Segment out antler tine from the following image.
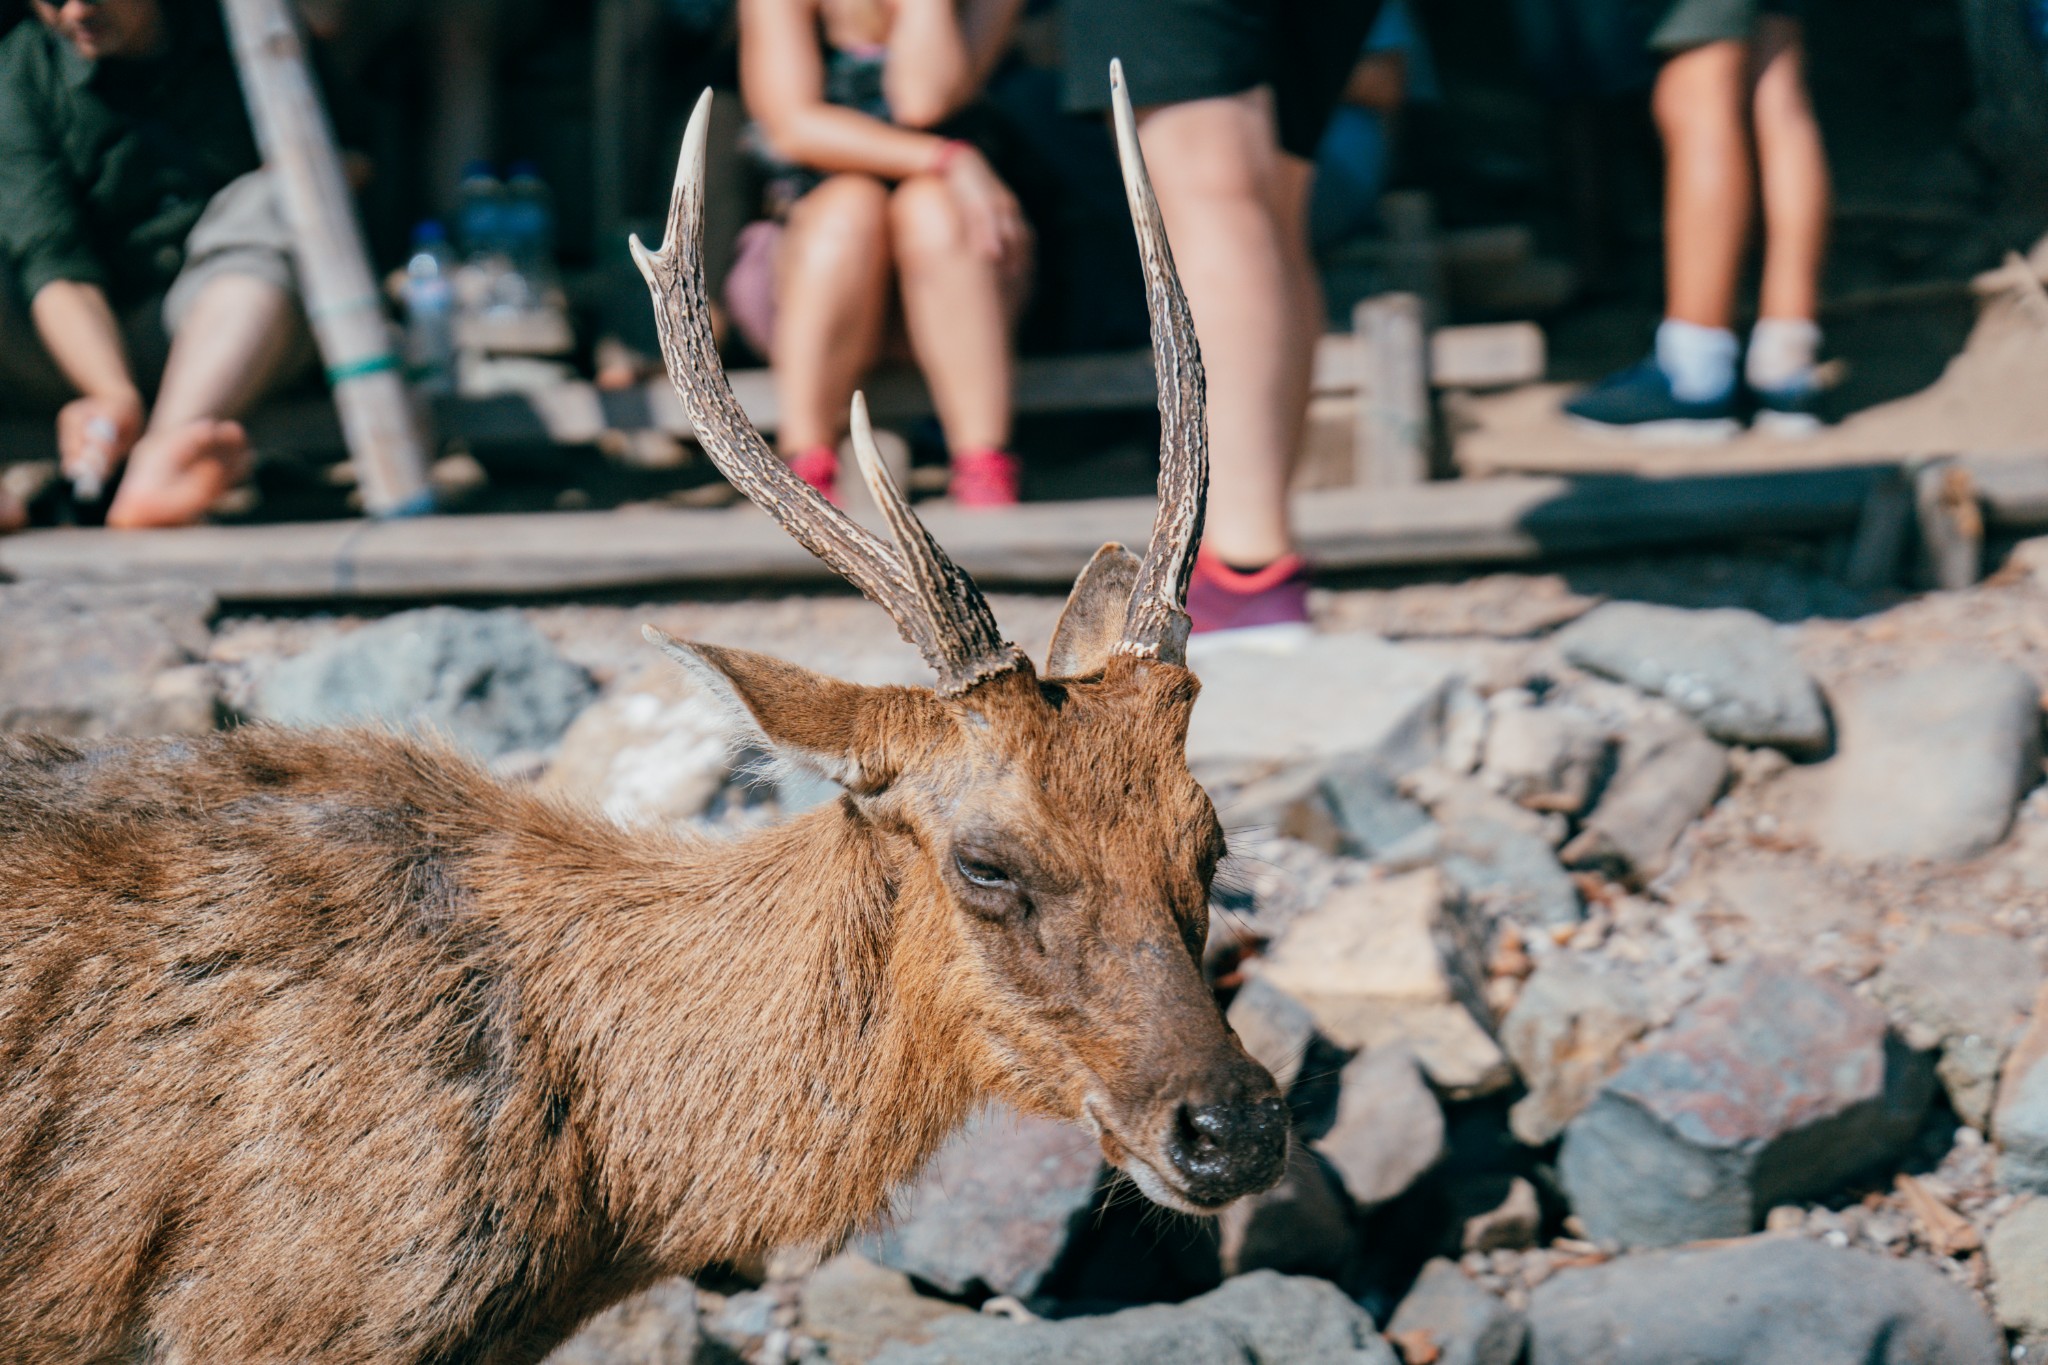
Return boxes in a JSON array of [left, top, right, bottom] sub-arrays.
[[632, 92, 1000, 686], [1107, 59, 1208, 668], [848, 394, 1023, 693]]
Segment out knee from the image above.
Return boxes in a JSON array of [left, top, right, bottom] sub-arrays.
[[1652, 43, 1747, 138], [888, 177, 970, 267], [783, 177, 891, 277]]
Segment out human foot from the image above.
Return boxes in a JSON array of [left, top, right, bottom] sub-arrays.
[[787, 446, 841, 506], [948, 447, 1021, 508], [1186, 547, 1312, 648], [0, 484, 24, 534], [105, 418, 255, 529]]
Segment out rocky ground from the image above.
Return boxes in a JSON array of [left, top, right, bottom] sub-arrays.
[[9, 536, 2048, 1364]]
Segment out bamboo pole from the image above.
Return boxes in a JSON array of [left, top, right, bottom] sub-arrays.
[[219, 0, 434, 516]]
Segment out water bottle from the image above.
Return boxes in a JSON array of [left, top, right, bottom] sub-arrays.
[[402, 220, 458, 396], [455, 161, 506, 264], [498, 161, 556, 313]]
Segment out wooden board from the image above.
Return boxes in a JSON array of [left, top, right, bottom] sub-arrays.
[[0, 464, 1895, 603]]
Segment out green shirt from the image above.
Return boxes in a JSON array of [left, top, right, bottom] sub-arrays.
[[0, 6, 259, 307]]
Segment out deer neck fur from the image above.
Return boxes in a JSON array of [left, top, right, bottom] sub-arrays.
[[496, 794, 983, 1275]]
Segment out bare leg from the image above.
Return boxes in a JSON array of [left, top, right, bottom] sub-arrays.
[[1653, 40, 1753, 330], [107, 274, 305, 530], [772, 175, 894, 456], [1136, 87, 1308, 567], [1749, 16, 1828, 322], [889, 175, 1018, 454]]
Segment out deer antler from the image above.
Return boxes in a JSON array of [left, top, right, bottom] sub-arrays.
[[1107, 58, 1209, 668], [630, 91, 1023, 696]]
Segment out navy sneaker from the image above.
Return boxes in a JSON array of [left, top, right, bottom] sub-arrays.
[[1749, 380, 1825, 437], [1564, 359, 1741, 444]]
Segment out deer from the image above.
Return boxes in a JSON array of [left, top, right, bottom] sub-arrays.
[[0, 65, 1289, 1365]]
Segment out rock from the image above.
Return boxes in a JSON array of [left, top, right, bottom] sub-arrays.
[[1321, 761, 1436, 860], [798, 1255, 973, 1364], [1502, 957, 1659, 1145], [1218, 764, 1348, 855], [1462, 1176, 1541, 1254], [1814, 660, 2042, 864], [1874, 932, 2040, 1129], [0, 582, 219, 738], [541, 665, 733, 827], [1554, 602, 1829, 751], [1227, 977, 1318, 1094], [1478, 691, 1610, 815], [870, 1270, 1398, 1365], [1527, 1234, 2002, 1364], [1561, 709, 1725, 886], [861, 1106, 1101, 1300], [254, 607, 596, 761], [1258, 869, 1511, 1098], [1558, 960, 1934, 1249], [1387, 1259, 1527, 1365], [1996, 984, 2048, 1193], [1435, 805, 1582, 929], [1989, 1198, 2048, 1335], [1314, 1044, 1445, 1209], [1217, 1143, 1355, 1279], [1188, 633, 1458, 775], [544, 1279, 706, 1364]]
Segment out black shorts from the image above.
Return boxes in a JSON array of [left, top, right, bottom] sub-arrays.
[[1061, 0, 1386, 160]]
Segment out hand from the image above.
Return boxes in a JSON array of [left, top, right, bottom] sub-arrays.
[[941, 145, 1029, 270], [57, 390, 145, 500]]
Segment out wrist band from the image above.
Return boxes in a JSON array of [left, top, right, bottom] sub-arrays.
[[930, 139, 970, 174]]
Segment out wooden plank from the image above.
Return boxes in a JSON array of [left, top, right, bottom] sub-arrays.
[[0, 465, 1889, 601], [1914, 458, 1984, 589], [1353, 294, 1430, 487], [1430, 323, 1545, 390], [220, 0, 433, 515]]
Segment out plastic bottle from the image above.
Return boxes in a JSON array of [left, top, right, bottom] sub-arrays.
[[402, 220, 458, 396], [496, 160, 556, 314], [455, 161, 506, 264]]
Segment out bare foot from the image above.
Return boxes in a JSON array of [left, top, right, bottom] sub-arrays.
[[105, 419, 254, 529], [0, 485, 24, 534]]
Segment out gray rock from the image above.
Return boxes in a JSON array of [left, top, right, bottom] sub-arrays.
[[798, 1255, 974, 1364], [1320, 761, 1435, 859], [1188, 633, 1458, 775], [1561, 709, 1725, 886], [1227, 977, 1318, 1094], [1558, 960, 1934, 1249], [1387, 1259, 1527, 1365], [1436, 805, 1582, 928], [255, 607, 596, 761], [1527, 1234, 2002, 1365], [1217, 1143, 1355, 1279], [862, 1106, 1101, 1300], [545, 1279, 708, 1364], [871, 1270, 1398, 1365], [1874, 932, 2041, 1129], [1461, 1175, 1542, 1254], [1314, 1044, 1445, 1209], [1814, 660, 2042, 863], [1502, 957, 1659, 1145], [1989, 1198, 2048, 1335], [1555, 602, 1829, 750], [0, 582, 219, 738], [539, 665, 732, 827], [1995, 985, 2048, 1193], [1479, 691, 1610, 814]]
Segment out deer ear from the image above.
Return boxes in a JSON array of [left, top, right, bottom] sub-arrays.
[[642, 627, 895, 788], [1045, 542, 1141, 677]]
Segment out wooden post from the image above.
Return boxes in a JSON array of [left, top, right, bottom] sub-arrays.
[[220, 0, 434, 516], [1913, 458, 1985, 591], [1353, 293, 1430, 488]]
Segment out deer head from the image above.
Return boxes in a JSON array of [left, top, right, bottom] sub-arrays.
[[628, 66, 1286, 1213]]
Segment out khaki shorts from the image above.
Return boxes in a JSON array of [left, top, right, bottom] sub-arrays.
[[161, 169, 299, 333], [1650, 0, 1805, 52]]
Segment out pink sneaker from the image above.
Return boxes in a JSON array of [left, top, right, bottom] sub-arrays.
[[949, 447, 1021, 508], [1187, 548, 1312, 641], [787, 446, 840, 506]]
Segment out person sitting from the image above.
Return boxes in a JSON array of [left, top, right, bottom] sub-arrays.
[[729, 0, 1030, 507], [1564, 0, 1830, 441], [0, 0, 312, 529]]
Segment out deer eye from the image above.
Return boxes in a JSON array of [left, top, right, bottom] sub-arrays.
[[954, 854, 1013, 889]]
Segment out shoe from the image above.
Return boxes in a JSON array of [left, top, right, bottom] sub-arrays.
[[949, 448, 1021, 508], [1749, 380, 1825, 438], [787, 446, 840, 506], [1187, 548, 1313, 650], [1564, 359, 1741, 443]]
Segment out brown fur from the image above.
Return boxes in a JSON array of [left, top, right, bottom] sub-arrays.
[[0, 651, 1275, 1364]]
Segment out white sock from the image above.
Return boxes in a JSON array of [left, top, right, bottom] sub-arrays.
[[1654, 319, 1738, 403], [1745, 317, 1822, 394]]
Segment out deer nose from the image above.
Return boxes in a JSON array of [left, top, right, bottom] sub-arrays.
[[1165, 1095, 1290, 1206]]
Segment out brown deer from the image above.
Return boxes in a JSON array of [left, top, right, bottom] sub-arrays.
[[0, 66, 1287, 1365]]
